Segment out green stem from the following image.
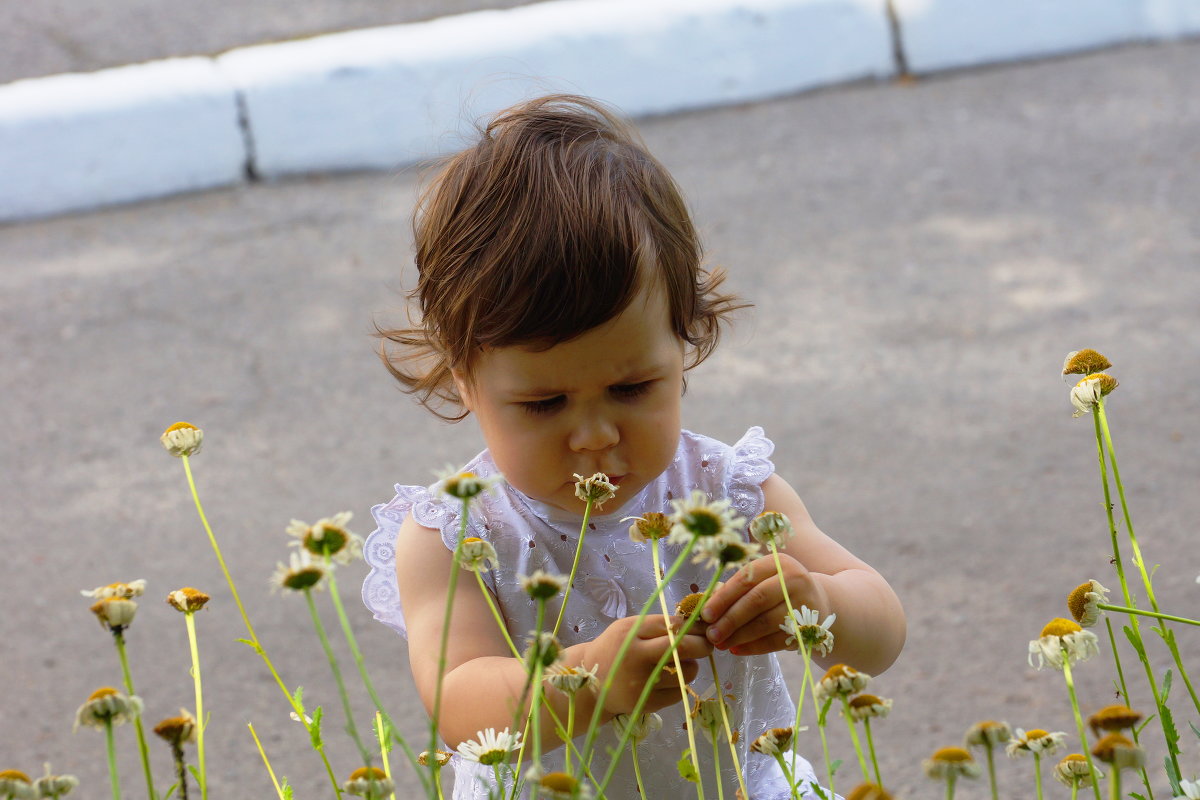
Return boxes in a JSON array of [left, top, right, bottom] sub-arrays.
[[475, 571, 521, 658], [631, 739, 649, 800], [946, 772, 956, 800], [179, 456, 342, 796], [983, 744, 997, 800], [651, 542, 704, 799], [710, 728, 724, 800], [1097, 401, 1200, 715], [553, 498, 593, 637], [375, 713, 398, 800], [1034, 751, 1044, 800], [708, 653, 748, 800], [184, 612, 208, 800], [814, 697, 835, 799], [429, 498, 471, 789], [113, 631, 158, 800], [1104, 617, 1154, 800], [530, 600, 548, 799], [104, 719, 122, 800], [771, 752, 799, 798], [304, 586, 369, 761], [840, 696, 870, 783], [1097, 603, 1200, 627], [791, 644, 814, 781], [564, 694, 575, 777], [1109, 764, 1121, 800], [247, 723, 286, 800], [1062, 656, 1103, 800], [172, 743, 189, 800], [769, 542, 808, 782], [863, 717, 883, 788]]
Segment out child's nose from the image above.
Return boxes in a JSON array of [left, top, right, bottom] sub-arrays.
[[568, 416, 619, 453]]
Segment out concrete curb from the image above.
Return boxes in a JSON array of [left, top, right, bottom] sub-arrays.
[[1, 0, 1197, 223]]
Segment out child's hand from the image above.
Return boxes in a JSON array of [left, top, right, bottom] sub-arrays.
[[583, 614, 713, 716], [700, 553, 831, 656]]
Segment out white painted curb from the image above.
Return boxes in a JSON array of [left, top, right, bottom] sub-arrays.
[[0, 58, 244, 222]]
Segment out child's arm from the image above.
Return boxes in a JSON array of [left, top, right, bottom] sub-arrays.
[[395, 513, 713, 752], [698, 474, 906, 675]]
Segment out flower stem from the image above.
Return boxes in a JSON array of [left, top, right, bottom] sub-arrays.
[[984, 744, 998, 800], [651, 542, 704, 799], [710, 728, 725, 800], [771, 752, 799, 798], [247, 723, 286, 800], [113, 631, 158, 800], [1062, 656, 1103, 800], [1034, 751, 1044, 800], [769, 542, 808, 782], [104, 719, 122, 800], [1103, 617, 1154, 800], [814, 696, 836, 799], [840, 696, 870, 783], [171, 743, 189, 800], [1096, 603, 1200, 626], [179, 456, 342, 796], [631, 739, 649, 800], [304, 586, 369, 762], [564, 694, 576, 777], [475, 571, 521, 658], [374, 713, 398, 800], [553, 498, 593, 637], [429, 498, 471, 789], [863, 717, 883, 788], [946, 772, 956, 800], [184, 612, 208, 800], [1109, 765, 1121, 800], [708, 652, 748, 800]]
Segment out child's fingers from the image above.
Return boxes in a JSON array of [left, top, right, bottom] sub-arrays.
[[728, 629, 792, 657], [705, 575, 784, 647], [699, 559, 765, 624], [634, 614, 708, 639], [719, 603, 789, 650]]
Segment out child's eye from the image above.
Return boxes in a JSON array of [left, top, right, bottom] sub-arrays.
[[520, 395, 566, 415], [611, 381, 653, 400]]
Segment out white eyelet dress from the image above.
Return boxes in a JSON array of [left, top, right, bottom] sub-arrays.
[[362, 427, 828, 800]]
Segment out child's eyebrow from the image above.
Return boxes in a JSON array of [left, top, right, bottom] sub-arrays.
[[510, 368, 663, 398]]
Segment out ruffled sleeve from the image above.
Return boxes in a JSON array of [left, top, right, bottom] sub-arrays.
[[725, 426, 776, 523], [360, 483, 467, 640]]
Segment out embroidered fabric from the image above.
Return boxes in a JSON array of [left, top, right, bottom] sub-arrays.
[[361, 427, 830, 799]]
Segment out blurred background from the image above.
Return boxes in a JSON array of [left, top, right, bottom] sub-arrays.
[[2, 1, 1199, 797]]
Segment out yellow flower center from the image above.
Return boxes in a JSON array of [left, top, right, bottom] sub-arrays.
[[540, 772, 577, 792], [849, 694, 882, 709], [932, 747, 973, 763], [1067, 582, 1094, 622], [1091, 732, 1135, 763], [1062, 349, 1112, 376], [464, 537, 482, 544], [1088, 705, 1142, 734], [0, 770, 31, 782], [1041, 618, 1082, 638], [676, 592, 706, 617], [163, 421, 198, 433], [349, 766, 388, 781], [847, 784, 893, 800], [1060, 753, 1087, 764], [88, 687, 120, 701], [823, 663, 855, 681], [1025, 729, 1050, 740], [683, 509, 723, 537]]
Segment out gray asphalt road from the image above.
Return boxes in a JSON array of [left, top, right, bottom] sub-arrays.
[[3, 41, 1200, 799], [0, 0, 542, 84]]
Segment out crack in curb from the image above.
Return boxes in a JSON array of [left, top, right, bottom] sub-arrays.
[[234, 89, 260, 182]]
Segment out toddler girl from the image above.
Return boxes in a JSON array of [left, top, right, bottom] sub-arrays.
[[362, 95, 905, 799]]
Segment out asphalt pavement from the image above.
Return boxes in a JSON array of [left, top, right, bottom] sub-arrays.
[[3, 40, 1200, 798]]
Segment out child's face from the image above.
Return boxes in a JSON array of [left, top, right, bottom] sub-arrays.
[[453, 284, 684, 516]]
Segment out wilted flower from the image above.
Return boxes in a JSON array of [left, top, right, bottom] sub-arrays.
[[74, 687, 143, 731], [749, 511, 794, 547], [676, 592, 707, 619], [343, 766, 394, 798], [624, 512, 672, 542], [1090, 732, 1144, 770], [780, 605, 837, 657], [433, 467, 500, 500], [1006, 728, 1068, 757], [531, 770, 593, 800], [750, 726, 796, 756], [816, 664, 870, 703], [89, 597, 138, 632], [668, 491, 745, 545], [1174, 778, 1200, 799], [1062, 349, 1112, 376], [417, 750, 453, 767], [574, 473, 618, 508], [1087, 704, 1143, 737], [964, 719, 1012, 748], [456, 727, 522, 765], [923, 746, 981, 780], [80, 580, 146, 600], [458, 537, 499, 572], [152, 709, 197, 747], [1070, 373, 1118, 417], [1067, 579, 1109, 627], [521, 570, 566, 600], [270, 550, 327, 593], [160, 422, 203, 457], [33, 762, 79, 798], [689, 687, 733, 733], [846, 784, 894, 800], [612, 712, 663, 744], [848, 694, 892, 721], [287, 512, 363, 564], [166, 587, 210, 613], [524, 631, 562, 669], [1028, 618, 1099, 669], [544, 663, 599, 695], [1053, 753, 1102, 788], [0, 770, 35, 800], [692, 533, 760, 570]]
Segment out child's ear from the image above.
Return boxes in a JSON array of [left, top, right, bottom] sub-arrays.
[[450, 367, 474, 412]]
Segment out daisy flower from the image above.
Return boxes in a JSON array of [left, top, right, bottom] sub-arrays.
[[964, 720, 1012, 748], [530, 770, 594, 800], [676, 591, 708, 619], [815, 664, 870, 703], [923, 746, 981, 780], [160, 422, 203, 457], [343, 766, 394, 798], [691, 533, 761, 570], [780, 605, 837, 657], [286, 512, 363, 564], [749, 510, 794, 547], [1087, 704, 1143, 737], [74, 687, 143, 731], [1028, 618, 1099, 670], [152, 708, 197, 747], [433, 467, 501, 500], [81, 580, 146, 600], [166, 587, 210, 613], [524, 631, 562, 668], [574, 473, 618, 508], [1175, 778, 1200, 799], [624, 512, 671, 543], [667, 491, 745, 546], [1067, 579, 1110, 627], [1070, 373, 1118, 417], [1090, 733, 1144, 770], [458, 537, 499, 572], [521, 570, 566, 600], [89, 596, 138, 632], [417, 750, 453, 767], [0, 771, 35, 800], [689, 687, 733, 733], [846, 784, 894, 800], [612, 712, 663, 744], [847, 694, 892, 721], [456, 728, 522, 766], [1054, 754, 1102, 788], [1062, 349, 1112, 377], [1006, 728, 1068, 757], [270, 550, 327, 593], [750, 726, 796, 757], [543, 663, 599, 695], [33, 763, 79, 798]]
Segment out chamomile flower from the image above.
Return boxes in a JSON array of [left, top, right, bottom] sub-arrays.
[[676, 591, 707, 619], [691, 533, 761, 570], [781, 606, 837, 657], [270, 550, 327, 593], [160, 422, 203, 457], [417, 750, 453, 767], [624, 512, 671, 543], [287, 512, 363, 564], [152, 709, 197, 747], [0, 771, 35, 800], [524, 631, 562, 669], [847, 694, 892, 721], [1062, 349, 1112, 377], [81, 580, 146, 600], [689, 686, 733, 733], [1091, 732, 1144, 770], [964, 720, 1012, 748], [1174, 778, 1200, 799], [89, 597, 138, 632], [1070, 373, 1118, 417], [667, 491, 745, 546], [749, 511, 794, 547], [1006, 728, 1067, 757], [612, 712, 663, 743], [521, 570, 566, 600], [750, 726, 796, 756], [574, 473, 618, 508], [343, 766, 394, 798], [456, 728, 522, 766], [543, 663, 599, 695], [74, 687, 143, 731], [1087, 704, 1143, 737], [816, 664, 870, 703], [531, 771, 593, 800], [1067, 579, 1110, 627], [1054, 754, 1102, 788], [923, 746, 981, 780], [846, 784, 894, 800], [433, 467, 501, 500], [1028, 618, 1099, 670], [33, 762, 79, 798], [458, 537, 499, 572], [166, 587, 210, 613]]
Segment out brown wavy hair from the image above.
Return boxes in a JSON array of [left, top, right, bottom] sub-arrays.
[[376, 94, 746, 420]]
